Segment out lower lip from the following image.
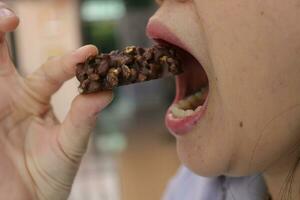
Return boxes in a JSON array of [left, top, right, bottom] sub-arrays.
[[165, 81, 209, 136]]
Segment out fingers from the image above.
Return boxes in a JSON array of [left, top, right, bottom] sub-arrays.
[[0, 4, 19, 76], [58, 91, 113, 162], [0, 3, 19, 40], [26, 45, 98, 102]]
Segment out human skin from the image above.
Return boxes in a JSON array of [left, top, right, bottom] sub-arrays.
[[0, 3, 113, 200], [0, 0, 299, 200], [149, 0, 300, 199]]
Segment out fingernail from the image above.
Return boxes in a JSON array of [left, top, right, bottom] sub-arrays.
[[0, 8, 14, 18]]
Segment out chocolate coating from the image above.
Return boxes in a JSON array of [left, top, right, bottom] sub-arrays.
[[76, 45, 183, 94]]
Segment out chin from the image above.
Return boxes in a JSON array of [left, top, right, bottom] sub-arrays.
[[176, 133, 233, 177], [178, 149, 230, 177]]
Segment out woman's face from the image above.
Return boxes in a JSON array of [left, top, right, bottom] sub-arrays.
[[147, 0, 300, 176]]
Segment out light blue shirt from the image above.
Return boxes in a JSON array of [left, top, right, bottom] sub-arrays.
[[163, 166, 268, 200]]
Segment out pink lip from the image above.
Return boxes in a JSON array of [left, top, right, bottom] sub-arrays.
[[166, 93, 209, 136], [147, 20, 190, 54], [147, 20, 209, 136]]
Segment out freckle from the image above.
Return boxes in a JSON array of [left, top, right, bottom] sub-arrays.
[[260, 11, 265, 16], [239, 121, 243, 128]]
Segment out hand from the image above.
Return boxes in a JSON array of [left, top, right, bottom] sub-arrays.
[[0, 3, 113, 200]]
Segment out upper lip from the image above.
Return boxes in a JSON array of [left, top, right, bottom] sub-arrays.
[[146, 19, 191, 55], [146, 20, 189, 102]]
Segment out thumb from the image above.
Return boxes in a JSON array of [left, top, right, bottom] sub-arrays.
[[58, 91, 113, 162], [0, 5, 19, 39], [0, 5, 19, 75]]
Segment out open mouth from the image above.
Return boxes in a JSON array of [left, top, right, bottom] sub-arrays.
[[155, 39, 209, 135], [147, 20, 210, 136]]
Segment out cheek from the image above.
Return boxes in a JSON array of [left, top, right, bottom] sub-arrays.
[[192, 0, 300, 176], [182, 0, 300, 178], [175, 83, 300, 177]]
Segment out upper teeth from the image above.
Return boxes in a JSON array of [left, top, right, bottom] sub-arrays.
[[171, 88, 207, 118]]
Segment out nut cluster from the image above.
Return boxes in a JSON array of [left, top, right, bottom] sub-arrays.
[[76, 45, 183, 94]]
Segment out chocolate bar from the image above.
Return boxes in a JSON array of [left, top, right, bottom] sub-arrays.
[[76, 45, 183, 94]]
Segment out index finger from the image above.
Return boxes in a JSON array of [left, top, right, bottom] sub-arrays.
[[25, 45, 99, 103]]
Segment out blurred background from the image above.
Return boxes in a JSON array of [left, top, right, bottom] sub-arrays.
[[6, 0, 180, 200]]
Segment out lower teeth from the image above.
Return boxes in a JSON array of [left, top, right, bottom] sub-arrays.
[[171, 106, 195, 118], [171, 87, 207, 118]]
